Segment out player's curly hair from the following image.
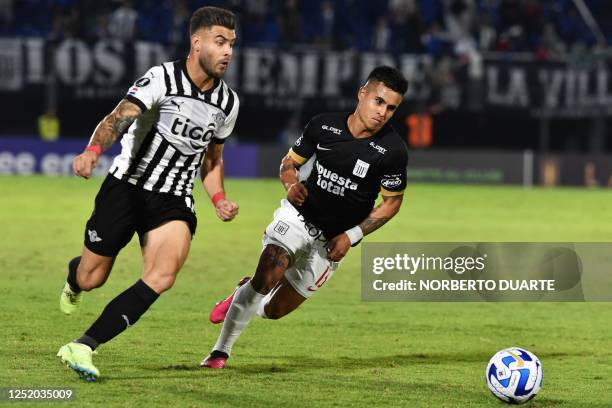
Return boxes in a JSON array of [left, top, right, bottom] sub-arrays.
[[190, 6, 236, 34], [366, 66, 408, 95]]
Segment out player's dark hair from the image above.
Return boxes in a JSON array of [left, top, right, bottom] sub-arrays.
[[189, 6, 235, 34], [366, 66, 408, 95]]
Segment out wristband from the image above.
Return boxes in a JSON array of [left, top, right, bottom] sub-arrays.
[[85, 145, 102, 156], [211, 191, 226, 206], [345, 225, 364, 245]]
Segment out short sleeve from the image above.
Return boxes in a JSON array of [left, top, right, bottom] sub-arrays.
[[213, 91, 240, 144], [288, 117, 318, 166], [125, 66, 166, 112], [379, 146, 408, 196]]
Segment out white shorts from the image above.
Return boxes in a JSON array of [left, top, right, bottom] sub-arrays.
[[262, 199, 340, 299]]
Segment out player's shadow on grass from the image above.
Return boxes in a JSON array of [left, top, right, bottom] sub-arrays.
[[156, 364, 201, 371], [149, 349, 596, 376], [236, 349, 595, 373]]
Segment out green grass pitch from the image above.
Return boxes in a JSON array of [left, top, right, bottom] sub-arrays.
[[1, 176, 611, 407]]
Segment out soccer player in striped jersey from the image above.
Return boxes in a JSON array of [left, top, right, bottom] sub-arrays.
[[200, 66, 409, 368], [57, 6, 239, 381]]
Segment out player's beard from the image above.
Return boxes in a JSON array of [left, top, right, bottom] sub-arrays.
[[198, 55, 224, 79]]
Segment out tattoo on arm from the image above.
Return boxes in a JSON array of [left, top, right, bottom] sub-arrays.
[[358, 196, 402, 236], [89, 99, 141, 151], [359, 216, 391, 235], [113, 115, 136, 135]]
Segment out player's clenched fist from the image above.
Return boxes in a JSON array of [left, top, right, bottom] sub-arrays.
[[326, 233, 351, 262], [215, 199, 239, 222], [287, 182, 308, 206], [73, 150, 99, 179]]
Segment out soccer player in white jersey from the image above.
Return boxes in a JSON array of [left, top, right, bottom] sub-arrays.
[[56, 7, 239, 381], [200, 66, 409, 368]]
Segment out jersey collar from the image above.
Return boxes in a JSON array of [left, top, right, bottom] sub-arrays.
[[181, 58, 221, 95], [344, 112, 386, 141]]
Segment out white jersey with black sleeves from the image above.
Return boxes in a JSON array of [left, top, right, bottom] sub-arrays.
[[108, 58, 239, 196]]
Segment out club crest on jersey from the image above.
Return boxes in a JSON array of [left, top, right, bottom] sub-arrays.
[[212, 111, 226, 128], [352, 159, 370, 178]]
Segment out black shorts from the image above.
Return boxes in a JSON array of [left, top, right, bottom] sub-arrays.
[[84, 175, 197, 257]]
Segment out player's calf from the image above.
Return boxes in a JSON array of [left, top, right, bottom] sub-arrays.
[[257, 278, 306, 320], [75, 248, 115, 291]]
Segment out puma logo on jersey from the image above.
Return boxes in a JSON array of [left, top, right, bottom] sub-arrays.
[[171, 100, 184, 111]]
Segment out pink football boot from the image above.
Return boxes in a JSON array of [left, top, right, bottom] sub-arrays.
[[209, 276, 251, 324], [200, 352, 228, 369]]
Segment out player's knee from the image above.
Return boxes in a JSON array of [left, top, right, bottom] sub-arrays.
[[143, 270, 177, 294], [252, 245, 291, 293], [149, 276, 175, 293], [251, 274, 279, 294]]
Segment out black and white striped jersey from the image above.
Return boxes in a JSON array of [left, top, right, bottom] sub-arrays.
[[108, 58, 239, 197]]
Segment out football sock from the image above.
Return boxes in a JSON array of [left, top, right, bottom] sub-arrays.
[[256, 283, 282, 319], [256, 293, 270, 319], [75, 334, 98, 351], [66, 256, 82, 293], [77, 280, 159, 350], [210, 350, 229, 359], [213, 281, 264, 355]]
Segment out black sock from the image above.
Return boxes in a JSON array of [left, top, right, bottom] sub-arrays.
[[211, 350, 229, 359], [66, 257, 82, 293], [75, 334, 99, 351], [79, 280, 159, 350]]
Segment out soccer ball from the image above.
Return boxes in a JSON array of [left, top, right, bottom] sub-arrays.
[[485, 347, 543, 404]]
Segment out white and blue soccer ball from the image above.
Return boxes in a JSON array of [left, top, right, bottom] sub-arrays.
[[486, 347, 543, 404]]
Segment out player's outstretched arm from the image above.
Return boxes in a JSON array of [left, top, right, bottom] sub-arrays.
[[73, 99, 142, 179], [201, 143, 239, 222], [280, 154, 308, 206], [359, 194, 403, 235], [327, 195, 404, 262]]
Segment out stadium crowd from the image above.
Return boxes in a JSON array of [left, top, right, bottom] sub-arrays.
[[2, 0, 612, 59]]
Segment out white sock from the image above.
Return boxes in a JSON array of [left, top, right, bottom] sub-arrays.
[[256, 283, 283, 319], [256, 292, 273, 319], [212, 281, 264, 355]]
